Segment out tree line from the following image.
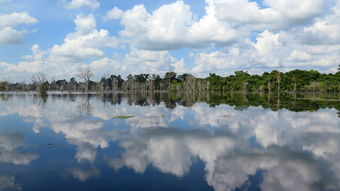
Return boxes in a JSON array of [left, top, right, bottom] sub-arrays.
[[0, 66, 339, 93]]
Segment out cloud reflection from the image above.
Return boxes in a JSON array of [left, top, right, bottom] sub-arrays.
[[0, 133, 38, 165], [0, 175, 21, 191]]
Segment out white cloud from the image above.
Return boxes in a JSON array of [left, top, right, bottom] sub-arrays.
[[0, 27, 22, 44], [264, 0, 326, 23], [50, 14, 118, 61], [0, 12, 38, 28], [252, 31, 284, 67], [288, 50, 312, 62], [191, 39, 282, 75], [114, 0, 331, 51], [87, 49, 185, 78], [104, 7, 124, 21], [61, 0, 100, 10], [0, 14, 119, 81], [74, 14, 97, 34], [101, 0, 339, 74], [302, 2, 340, 45], [118, 1, 237, 50], [192, 50, 240, 74], [123, 49, 181, 73], [208, 0, 280, 25], [210, 0, 327, 29], [192, 29, 340, 75], [0, 12, 38, 45]]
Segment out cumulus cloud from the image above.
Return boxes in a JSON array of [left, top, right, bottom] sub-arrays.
[[191, 28, 340, 75], [0, 14, 119, 81], [118, 1, 237, 50], [208, 0, 280, 25], [81, 49, 185, 80], [84, 49, 185, 79], [50, 14, 118, 61], [192, 49, 245, 75], [0, 27, 22, 44], [97, 0, 339, 75], [61, 0, 100, 10], [104, 7, 124, 21], [0, 12, 38, 44], [210, 0, 327, 29], [264, 0, 326, 24], [0, 12, 37, 28], [123, 49, 183, 73], [302, 1, 340, 45], [115, 0, 331, 51]]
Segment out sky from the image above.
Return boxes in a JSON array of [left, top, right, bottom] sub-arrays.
[[0, 0, 339, 82]]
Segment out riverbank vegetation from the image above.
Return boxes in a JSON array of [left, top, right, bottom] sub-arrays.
[[1, 67, 339, 93]]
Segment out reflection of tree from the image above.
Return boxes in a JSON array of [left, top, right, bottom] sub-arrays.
[[0, 94, 11, 102], [32, 94, 48, 107], [164, 93, 177, 110], [90, 92, 340, 113], [47, 92, 339, 113], [77, 95, 92, 114], [100, 93, 122, 105]]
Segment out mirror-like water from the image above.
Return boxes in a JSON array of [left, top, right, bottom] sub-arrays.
[[0, 93, 339, 191]]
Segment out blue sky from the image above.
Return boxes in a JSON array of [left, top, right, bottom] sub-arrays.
[[0, 0, 339, 82]]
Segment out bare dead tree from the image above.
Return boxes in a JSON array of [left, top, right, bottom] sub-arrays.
[[37, 73, 47, 84], [33, 73, 48, 97], [77, 67, 94, 92]]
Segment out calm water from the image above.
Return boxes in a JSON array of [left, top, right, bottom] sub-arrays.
[[0, 92, 339, 191]]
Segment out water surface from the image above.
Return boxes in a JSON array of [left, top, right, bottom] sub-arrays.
[[0, 93, 339, 191]]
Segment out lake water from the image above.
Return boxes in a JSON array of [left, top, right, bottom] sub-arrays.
[[0, 92, 339, 191]]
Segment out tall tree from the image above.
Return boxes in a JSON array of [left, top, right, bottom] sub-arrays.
[[164, 72, 177, 89], [77, 67, 93, 92], [35, 73, 48, 97]]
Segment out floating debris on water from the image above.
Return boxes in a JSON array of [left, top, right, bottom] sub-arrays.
[[113, 115, 135, 119], [218, 115, 231, 118], [47, 143, 56, 148]]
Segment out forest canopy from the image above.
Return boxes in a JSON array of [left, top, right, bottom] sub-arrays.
[[1, 68, 339, 92]]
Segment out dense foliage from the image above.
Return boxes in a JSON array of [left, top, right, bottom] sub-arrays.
[[206, 69, 340, 92], [0, 68, 339, 92]]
